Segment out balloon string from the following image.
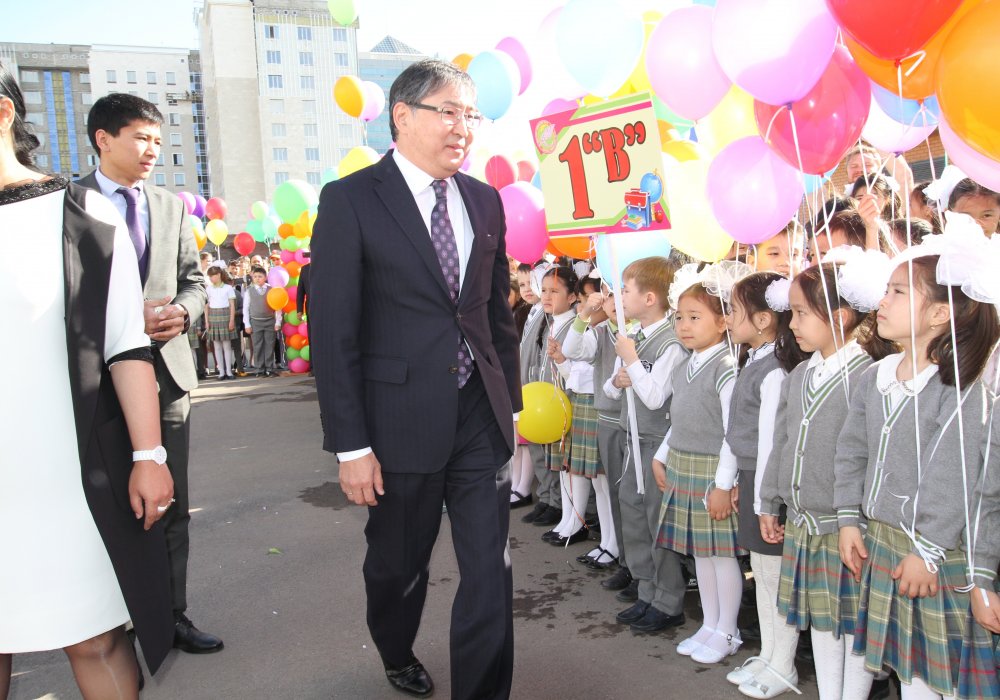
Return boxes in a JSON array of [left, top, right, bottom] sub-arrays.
[[970, 345, 1000, 594], [762, 104, 789, 146], [902, 50, 927, 78]]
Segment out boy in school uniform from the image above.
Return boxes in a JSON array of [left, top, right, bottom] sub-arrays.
[[242, 266, 281, 377], [605, 257, 690, 633]]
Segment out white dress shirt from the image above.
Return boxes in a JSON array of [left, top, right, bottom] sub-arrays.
[[603, 317, 686, 411], [551, 309, 594, 394], [94, 167, 150, 248], [807, 339, 867, 391]]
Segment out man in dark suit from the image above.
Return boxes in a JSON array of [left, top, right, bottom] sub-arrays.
[[310, 60, 521, 699], [80, 94, 222, 655]]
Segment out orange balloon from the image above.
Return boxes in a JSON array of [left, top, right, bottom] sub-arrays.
[[293, 211, 313, 239], [334, 75, 365, 118], [452, 53, 474, 72], [288, 333, 307, 350], [284, 261, 302, 278], [192, 225, 207, 251], [282, 299, 297, 314], [549, 234, 595, 259], [278, 223, 294, 239], [845, 0, 981, 100], [544, 241, 561, 257], [266, 287, 289, 311]]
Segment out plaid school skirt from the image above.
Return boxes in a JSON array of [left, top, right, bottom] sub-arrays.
[[655, 448, 743, 558], [567, 393, 602, 478], [544, 389, 573, 472], [205, 306, 238, 341], [853, 521, 1000, 700], [777, 519, 860, 637]]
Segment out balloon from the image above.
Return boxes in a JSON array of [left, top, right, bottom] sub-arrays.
[[804, 168, 837, 195], [537, 7, 587, 100], [293, 211, 313, 239], [285, 261, 302, 278], [706, 137, 805, 245], [266, 287, 289, 312], [548, 235, 594, 259], [205, 219, 229, 247], [282, 322, 297, 338], [297, 322, 308, 337], [288, 358, 310, 374], [466, 50, 519, 121], [191, 219, 207, 251], [277, 223, 294, 239], [452, 53, 474, 72], [861, 91, 936, 155], [499, 182, 548, 264], [844, 0, 980, 100], [246, 219, 266, 243], [288, 334, 306, 351], [233, 231, 255, 256], [192, 195, 207, 219], [517, 382, 572, 443], [938, 118, 1000, 194], [286, 286, 298, 303], [273, 180, 319, 224], [646, 6, 730, 120], [663, 156, 734, 262], [261, 216, 279, 242], [652, 94, 694, 132], [288, 276, 300, 287], [530, 171, 542, 190], [495, 36, 532, 95], [338, 146, 379, 178], [280, 250, 294, 264], [556, 0, 643, 97], [177, 191, 196, 215], [250, 200, 269, 220], [326, 0, 356, 25], [541, 97, 578, 117], [321, 167, 338, 185], [871, 83, 939, 126], [625, 10, 663, 94], [205, 197, 227, 221], [754, 46, 870, 174], [485, 154, 517, 190], [299, 346, 311, 362], [360, 81, 385, 123], [334, 75, 366, 118], [712, 0, 838, 106], [516, 160, 536, 183], [825, 0, 963, 61], [268, 267, 290, 288], [286, 347, 301, 362], [936, 0, 1000, 162], [697, 86, 759, 156], [294, 250, 310, 265], [284, 311, 301, 325], [594, 231, 673, 290]]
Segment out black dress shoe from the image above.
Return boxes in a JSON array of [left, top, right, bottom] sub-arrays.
[[615, 600, 650, 624], [521, 502, 549, 524], [615, 579, 640, 602], [173, 614, 224, 654], [630, 607, 685, 633], [533, 507, 562, 527], [385, 659, 434, 697], [550, 528, 589, 547], [585, 548, 619, 570], [126, 628, 144, 691], [509, 490, 533, 509], [601, 566, 633, 591], [541, 529, 562, 542]]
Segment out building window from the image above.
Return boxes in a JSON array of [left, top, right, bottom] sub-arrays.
[[81, 93, 93, 105], [147, 71, 157, 84], [169, 112, 181, 126], [80, 73, 90, 84], [269, 99, 284, 114], [272, 123, 287, 137], [332, 28, 347, 41], [334, 52, 348, 67], [154, 173, 166, 186], [170, 133, 182, 146], [264, 24, 278, 39], [106, 69, 117, 83], [174, 173, 186, 186], [302, 99, 316, 114], [303, 123, 318, 138], [126, 70, 137, 84], [35, 154, 48, 168], [297, 26, 312, 40], [266, 50, 281, 64], [305, 147, 320, 161], [267, 74, 283, 89], [275, 172, 289, 185], [173, 153, 184, 166], [273, 148, 288, 162], [148, 92, 158, 103], [306, 171, 321, 185], [86, 154, 99, 166], [299, 51, 314, 67], [23, 91, 42, 105], [166, 71, 176, 85], [20, 70, 39, 82], [300, 75, 315, 90]]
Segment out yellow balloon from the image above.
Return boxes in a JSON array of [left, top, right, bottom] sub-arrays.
[[452, 53, 474, 72], [658, 120, 703, 162], [663, 156, 733, 262], [333, 75, 365, 118], [697, 86, 759, 156], [626, 10, 664, 94], [518, 382, 572, 444], [205, 219, 229, 247], [192, 223, 207, 251], [337, 146, 380, 179], [293, 210, 313, 239]]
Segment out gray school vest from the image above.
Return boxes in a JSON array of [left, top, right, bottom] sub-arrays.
[[592, 321, 623, 419], [247, 284, 272, 321], [618, 322, 686, 441], [667, 345, 737, 455], [727, 350, 782, 470], [519, 306, 546, 386]]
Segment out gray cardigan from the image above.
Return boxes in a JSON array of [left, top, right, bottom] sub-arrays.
[[666, 344, 737, 455]]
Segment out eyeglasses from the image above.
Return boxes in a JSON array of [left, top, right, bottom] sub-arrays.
[[410, 103, 483, 130]]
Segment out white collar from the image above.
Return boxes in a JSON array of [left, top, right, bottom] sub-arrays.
[[393, 149, 454, 199], [691, 341, 727, 367], [95, 166, 144, 198], [636, 316, 668, 337], [876, 352, 939, 397], [551, 308, 577, 328], [807, 339, 865, 371], [747, 341, 775, 365]]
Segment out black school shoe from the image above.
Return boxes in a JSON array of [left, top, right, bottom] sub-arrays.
[[630, 607, 685, 634], [615, 600, 650, 624], [385, 658, 434, 697], [615, 580, 639, 602], [509, 490, 533, 509], [601, 566, 633, 591], [533, 507, 563, 527], [521, 502, 549, 524], [549, 529, 589, 547]]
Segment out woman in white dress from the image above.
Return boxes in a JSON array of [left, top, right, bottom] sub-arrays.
[[0, 64, 174, 699]]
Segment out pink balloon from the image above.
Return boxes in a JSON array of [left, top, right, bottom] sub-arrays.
[[712, 0, 838, 106], [282, 322, 297, 338], [288, 358, 310, 374], [499, 182, 548, 263], [541, 97, 578, 116], [177, 191, 196, 215], [286, 286, 298, 302], [516, 160, 537, 182], [861, 91, 937, 155], [294, 249, 309, 264], [646, 7, 731, 121], [297, 322, 308, 337], [360, 81, 386, 123], [496, 36, 532, 95], [707, 137, 805, 245], [267, 267, 289, 288], [280, 250, 295, 263], [485, 155, 517, 190], [939, 118, 1000, 193]]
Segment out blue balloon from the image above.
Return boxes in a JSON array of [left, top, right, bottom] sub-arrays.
[[467, 50, 518, 121], [555, 0, 644, 97], [871, 82, 939, 127], [530, 170, 542, 190], [693, 0, 717, 5], [640, 172, 663, 203], [594, 231, 672, 291], [804, 167, 837, 195]]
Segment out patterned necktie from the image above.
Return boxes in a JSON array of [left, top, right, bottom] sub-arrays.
[[634, 329, 646, 343], [116, 186, 148, 280], [430, 179, 473, 387]]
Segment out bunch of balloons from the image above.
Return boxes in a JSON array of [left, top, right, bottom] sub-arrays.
[[334, 76, 386, 123], [177, 193, 229, 252]]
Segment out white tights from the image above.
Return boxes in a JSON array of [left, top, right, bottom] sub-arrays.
[[554, 472, 589, 537], [213, 340, 234, 377], [750, 551, 799, 678], [693, 555, 744, 653], [810, 628, 874, 699], [511, 445, 534, 502], [900, 676, 954, 699], [579, 474, 618, 564]]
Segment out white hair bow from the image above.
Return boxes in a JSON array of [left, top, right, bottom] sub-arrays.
[[667, 261, 753, 312], [936, 213, 1000, 304], [922, 164, 967, 212], [823, 245, 893, 313]]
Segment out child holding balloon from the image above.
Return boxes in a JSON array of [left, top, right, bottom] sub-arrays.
[[243, 266, 282, 377], [204, 263, 239, 380]]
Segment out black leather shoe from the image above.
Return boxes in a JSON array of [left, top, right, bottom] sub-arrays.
[[533, 507, 562, 527], [521, 502, 548, 524], [541, 529, 562, 542], [509, 490, 533, 509], [385, 659, 434, 697], [601, 566, 633, 591], [615, 600, 650, 624], [630, 607, 685, 633], [615, 579, 640, 602], [550, 528, 589, 547], [173, 614, 224, 654]]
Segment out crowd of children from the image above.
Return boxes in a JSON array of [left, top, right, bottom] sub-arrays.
[[508, 166, 1000, 700]]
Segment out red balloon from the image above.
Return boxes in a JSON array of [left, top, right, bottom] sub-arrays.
[[754, 46, 870, 175], [233, 232, 255, 257], [485, 155, 517, 190], [825, 0, 963, 61], [205, 197, 228, 221], [516, 160, 536, 183]]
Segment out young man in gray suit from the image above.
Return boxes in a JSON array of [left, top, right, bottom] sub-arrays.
[[80, 94, 222, 655]]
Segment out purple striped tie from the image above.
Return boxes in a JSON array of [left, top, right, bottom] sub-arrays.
[[117, 186, 148, 279], [430, 179, 473, 387]]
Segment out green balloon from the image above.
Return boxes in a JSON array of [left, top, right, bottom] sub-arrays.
[[327, 0, 357, 25], [286, 236, 301, 252], [251, 200, 269, 220], [284, 311, 301, 325], [285, 347, 300, 361], [321, 167, 339, 185], [299, 345, 310, 362], [273, 180, 319, 225], [288, 276, 300, 287], [246, 219, 266, 243]]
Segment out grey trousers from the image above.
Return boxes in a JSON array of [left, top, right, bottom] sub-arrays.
[[619, 436, 685, 615], [250, 317, 277, 372], [529, 443, 561, 508], [597, 420, 626, 562]]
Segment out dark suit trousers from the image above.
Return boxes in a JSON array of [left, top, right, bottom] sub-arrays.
[[364, 370, 514, 700], [155, 355, 192, 614]]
